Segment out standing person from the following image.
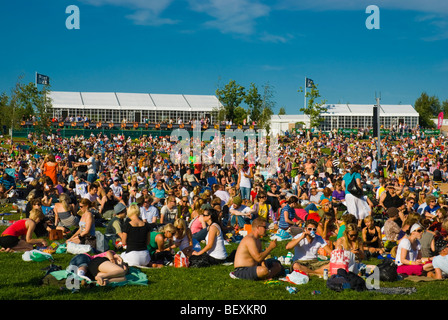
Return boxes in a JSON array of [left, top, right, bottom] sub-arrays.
[[0, 209, 47, 252], [342, 164, 371, 227], [74, 151, 97, 184], [237, 163, 253, 200], [230, 217, 281, 280], [41, 154, 59, 185], [190, 208, 228, 266]]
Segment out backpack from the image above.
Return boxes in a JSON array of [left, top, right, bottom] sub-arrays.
[[326, 274, 351, 292], [377, 258, 398, 282], [337, 268, 366, 292]]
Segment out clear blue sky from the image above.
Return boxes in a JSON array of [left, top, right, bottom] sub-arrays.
[[0, 0, 447, 114]]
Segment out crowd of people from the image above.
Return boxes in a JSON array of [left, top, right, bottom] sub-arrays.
[[1, 127, 448, 286]]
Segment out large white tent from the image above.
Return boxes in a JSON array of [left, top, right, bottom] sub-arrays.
[[48, 91, 222, 123], [270, 104, 419, 135]]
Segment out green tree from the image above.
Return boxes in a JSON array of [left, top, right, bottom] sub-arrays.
[[9, 78, 53, 136], [414, 92, 440, 128], [259, 83, 275, 134], [233, 106, 248, 125], [278, 107, 286, 115], [244, 83, 263, 124], [442, 99, 448, 115], [215, 80, 245, 123], [298, 83, 327, 128]]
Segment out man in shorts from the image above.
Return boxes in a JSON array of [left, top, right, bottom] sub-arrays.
[[285, 219, 332, 276], [230, 217, 282, 280]]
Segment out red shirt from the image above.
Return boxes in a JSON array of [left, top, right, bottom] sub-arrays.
[[2, 219, 27, 237]]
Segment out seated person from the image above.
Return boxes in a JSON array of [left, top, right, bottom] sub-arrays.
[[285, 219, 332, 276], [231, 217, 281, 280], [105, 202, 128, 248], [362, 215, 385, 257], [432, 240, 448, 279], [229, 196, 252, 229]]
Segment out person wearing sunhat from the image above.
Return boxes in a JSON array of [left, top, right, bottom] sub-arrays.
[[105, 202, 128, 248]]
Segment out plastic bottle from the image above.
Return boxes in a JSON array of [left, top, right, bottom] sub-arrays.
[[286, 286, 297, 294], [311, 290, 321, 295]]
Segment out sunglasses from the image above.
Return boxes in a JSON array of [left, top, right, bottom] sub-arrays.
[[348, 233, 357, 237], [203, 214, 210, 217], [414, 229, 423, 233], [307, 227, 317, 231]]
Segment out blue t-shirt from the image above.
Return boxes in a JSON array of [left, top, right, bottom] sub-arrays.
[[153, 188, 166, 199], [343, 172, 361, 195], [278, 204, 296, 230]]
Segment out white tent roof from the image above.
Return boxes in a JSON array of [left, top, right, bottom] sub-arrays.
[[322, 104, 418, 116], [48, 91, 221, 111]]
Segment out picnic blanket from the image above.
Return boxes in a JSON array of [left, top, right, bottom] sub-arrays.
[[49, 267, 148, 287]]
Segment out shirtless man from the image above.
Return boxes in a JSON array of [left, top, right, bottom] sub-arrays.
[[230, 217, 282, 280]]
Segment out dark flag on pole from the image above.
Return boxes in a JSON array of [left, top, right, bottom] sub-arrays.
[[36, 73, 50, 85], [305, 78, 314, 88]]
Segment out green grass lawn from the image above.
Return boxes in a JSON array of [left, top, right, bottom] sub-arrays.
[[0, 214, 447, 301], [0, 203, 447, 301]]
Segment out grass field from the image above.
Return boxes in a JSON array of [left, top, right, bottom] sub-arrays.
[[1, 207, 447, 303]]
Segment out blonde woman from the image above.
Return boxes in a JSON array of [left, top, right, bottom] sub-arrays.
[[148, 223, 176, 264], [120, 204, 157, 267], [54, 193, 79, 232], [173, 218, 194, 256], [335, 223, 365, 273], [362, 215, 385, 256], [0, 209, 47, 252]]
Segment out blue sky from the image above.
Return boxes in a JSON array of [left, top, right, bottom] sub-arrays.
[[0, 0, 447, 114]]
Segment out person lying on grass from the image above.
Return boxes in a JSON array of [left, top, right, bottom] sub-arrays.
[[230, 217, 281, 280], [87, 250, 130, 286]]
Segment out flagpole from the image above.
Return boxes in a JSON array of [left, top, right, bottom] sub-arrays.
[[304, 77, 307, 111]]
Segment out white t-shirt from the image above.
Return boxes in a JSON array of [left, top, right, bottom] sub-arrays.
[[292, 232, 328, 261], [432, 254, 448, 275], [395, 237, 421, 266], [86, 157, 96, 174], [239, 169, 251, 188]]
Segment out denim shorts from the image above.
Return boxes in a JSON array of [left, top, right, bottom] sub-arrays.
[[69, 254, 92, 268]]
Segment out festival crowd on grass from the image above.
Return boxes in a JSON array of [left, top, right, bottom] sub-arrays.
[[1, 126, 448, 286]]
